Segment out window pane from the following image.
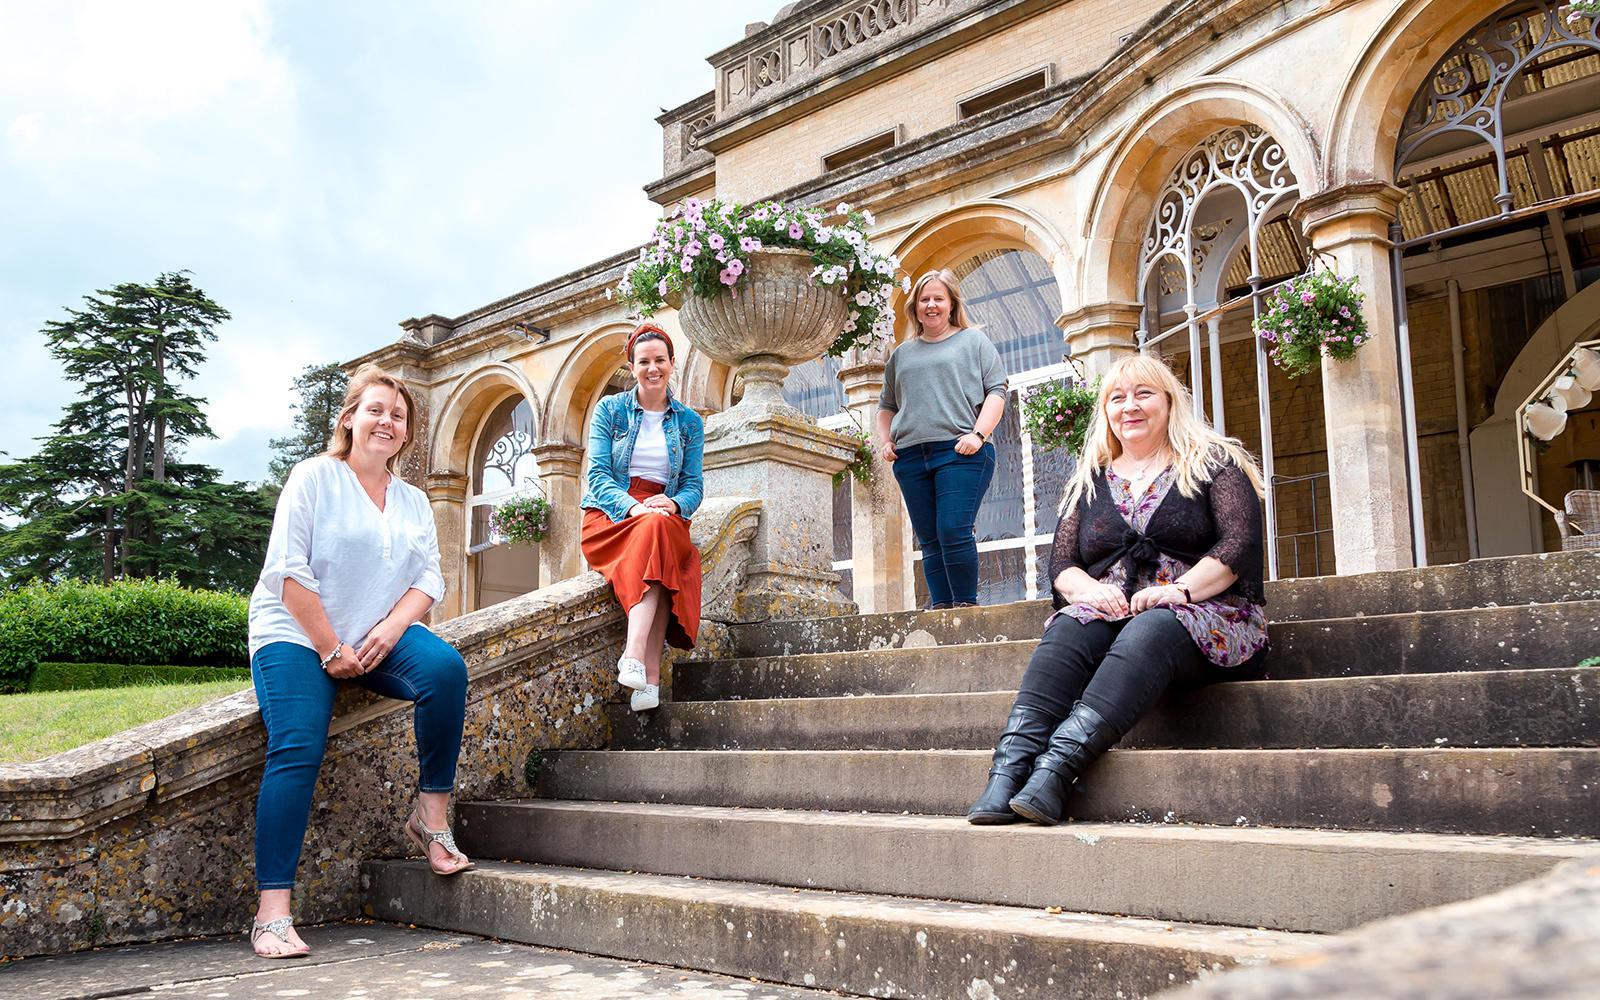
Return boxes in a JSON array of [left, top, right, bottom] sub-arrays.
[[958, 250, 1063, 375], [977, 546, 1027, 605], [832, 476, 852, 561], [473, 396, 537, 495], [782, 354, 845, 418], [974, 393, 1025, 542]]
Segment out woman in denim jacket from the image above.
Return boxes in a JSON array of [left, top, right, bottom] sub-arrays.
[[580, 323, 705, 711]]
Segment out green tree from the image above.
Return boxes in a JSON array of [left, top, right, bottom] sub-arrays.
[[268, 362, 346, 485], [0, 273, 273, 590]]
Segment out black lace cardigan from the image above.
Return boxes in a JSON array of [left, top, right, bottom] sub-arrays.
[[1047, 459, 1266, 609]]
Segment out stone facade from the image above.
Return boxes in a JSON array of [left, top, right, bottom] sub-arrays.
[[359, 0, 1599, 610]]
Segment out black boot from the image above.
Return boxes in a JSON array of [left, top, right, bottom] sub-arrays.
[[1008, 702, 1120, 826], [966, 704, 1054, 824]]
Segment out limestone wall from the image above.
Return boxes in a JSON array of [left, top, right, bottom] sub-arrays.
[[0, 499, 761, 959]]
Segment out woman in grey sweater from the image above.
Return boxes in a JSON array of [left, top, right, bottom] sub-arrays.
[[875, 269, 1008, 608]]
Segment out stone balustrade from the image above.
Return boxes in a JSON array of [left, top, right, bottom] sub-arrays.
[[714, 0, 974, 117], [0, 498, 763, 958]]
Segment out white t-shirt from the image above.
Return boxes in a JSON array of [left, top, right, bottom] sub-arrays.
[[248, 455, 447, 658], [628, 409, 671, 485]]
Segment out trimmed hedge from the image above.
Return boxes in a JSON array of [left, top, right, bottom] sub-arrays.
[[0, 578, 248, 694], [29, 662, 252, 692]]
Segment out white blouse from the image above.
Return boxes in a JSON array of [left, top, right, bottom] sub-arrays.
[[628, 409, 671, 485], [248, 455, 447, 658]]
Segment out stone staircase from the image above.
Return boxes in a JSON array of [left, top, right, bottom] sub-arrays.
[[363, 551, 1600, 999]]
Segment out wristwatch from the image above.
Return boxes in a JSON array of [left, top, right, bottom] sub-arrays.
[[972, 428, 990, 443]]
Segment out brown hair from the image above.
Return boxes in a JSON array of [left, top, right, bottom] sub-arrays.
[[627, 322, 674, 362], [325, 363, 418, 472], [902, 269, 972, 337]]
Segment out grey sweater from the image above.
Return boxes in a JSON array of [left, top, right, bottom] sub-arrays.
[[879, 327, 1009, 448]]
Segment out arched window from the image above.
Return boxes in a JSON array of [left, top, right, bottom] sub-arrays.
[[468, 395, 540, 610]]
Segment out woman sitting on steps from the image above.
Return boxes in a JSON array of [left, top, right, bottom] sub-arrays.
[[968, 353, 1269, 826]]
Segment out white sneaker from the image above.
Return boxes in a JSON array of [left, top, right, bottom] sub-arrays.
[[616, 656, 647, 691], [630, 684, 659, 712]]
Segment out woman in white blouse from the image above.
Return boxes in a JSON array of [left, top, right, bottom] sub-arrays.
[[245, 364, 470, 959]]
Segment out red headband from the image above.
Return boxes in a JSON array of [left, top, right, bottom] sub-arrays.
[[627, 323, 673, 361]]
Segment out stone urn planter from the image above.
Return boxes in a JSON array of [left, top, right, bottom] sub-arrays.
[[676, 247, 850, 414], [672, 247, 860, 621]]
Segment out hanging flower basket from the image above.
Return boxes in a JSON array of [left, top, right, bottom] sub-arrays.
[[1021, 373, 1100, 456], [614, 198, 905, 358], [1252, 266, 1371, 379], [490, 492, 551, 546]]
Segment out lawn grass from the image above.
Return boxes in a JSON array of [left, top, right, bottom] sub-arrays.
[[0, 680, 252, 764]]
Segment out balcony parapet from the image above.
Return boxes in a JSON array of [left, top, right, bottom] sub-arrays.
[[702, 0, 1041, 150], [657, 91, 718, 177]]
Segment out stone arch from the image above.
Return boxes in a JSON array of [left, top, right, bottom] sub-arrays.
[[1325, 0, 1530, 188], [891, 199, 1072, 342], [1081, 78, 1320, 306], [431, 363, 543, 478], [543, 322, 637, 447]]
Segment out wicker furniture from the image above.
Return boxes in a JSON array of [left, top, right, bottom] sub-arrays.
[[1557, 490, 1600, 551]]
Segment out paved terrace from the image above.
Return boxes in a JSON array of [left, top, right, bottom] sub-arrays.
[[0, 920, 841, 1000]]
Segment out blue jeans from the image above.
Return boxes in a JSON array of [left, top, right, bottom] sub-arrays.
[[250, 625, 467, 891], [892, 439, 996, 606]]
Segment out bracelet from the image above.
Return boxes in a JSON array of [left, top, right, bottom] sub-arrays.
[[971, 428, 989, 443], [1175, 583, 1192, 602], [320, 641, 345, 670]]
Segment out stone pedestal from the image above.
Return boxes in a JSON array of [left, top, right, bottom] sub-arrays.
[[702, 398, 857, 622], [1292, 182, 1416, 574], [425, 471, 468, 621], [838, 343, 915, 613], [533, 442, 585, 586], [1061, 300, 1141, 378], [678, 247, 859, 622]]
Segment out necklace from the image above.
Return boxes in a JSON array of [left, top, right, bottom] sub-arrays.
[[1120, 450, 1168, 486]]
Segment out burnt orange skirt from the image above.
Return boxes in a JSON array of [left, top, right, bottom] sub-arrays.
[[581, 478, 702, 649]]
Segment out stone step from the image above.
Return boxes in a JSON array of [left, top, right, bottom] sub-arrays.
[[362, 860, 1320, 1000], [724, 551, 1600, 657], [453, 802, 1591, 934], [674, 603, 1594, 700], [1264, 600, 1600, 680], [532, 747, 1600, 838], [1265, 550, 1600, 622], [611, 667, 1599, 751]]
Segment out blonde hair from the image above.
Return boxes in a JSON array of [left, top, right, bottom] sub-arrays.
[[902, 269, 972, 336], [1061, 353, 1265, 513], [325, 363, 417, 473]]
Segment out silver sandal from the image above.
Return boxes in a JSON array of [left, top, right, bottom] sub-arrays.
[[250, 915, 309, 958], [404, 807, 475, 876]]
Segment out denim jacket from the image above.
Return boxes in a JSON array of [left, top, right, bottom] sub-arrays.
[[579, 388, 705, 523]]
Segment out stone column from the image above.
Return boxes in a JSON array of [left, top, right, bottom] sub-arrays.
[[425, 472, 468, 622], [532, 442, 585, 585], [837, 343, 915, 613], [1291, 182, 1415, 573], [1060, 301, 1141, 378]]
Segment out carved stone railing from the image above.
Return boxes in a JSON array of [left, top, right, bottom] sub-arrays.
[[0, 498, 762, 958], [658, 92, 718, 178], [716, 0, 965, 115]]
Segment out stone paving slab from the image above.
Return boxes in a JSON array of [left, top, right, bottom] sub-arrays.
[[0, 920, 838, 1000]]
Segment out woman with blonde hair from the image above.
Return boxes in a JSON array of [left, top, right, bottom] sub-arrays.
[[246, 364, 471, 958], [967, 353, 1268, 825], [876, 269, 1008, 608]]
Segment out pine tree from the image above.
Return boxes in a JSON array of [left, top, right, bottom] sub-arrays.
[[0, 273, 273, 590], [267, 363, 347, 485]]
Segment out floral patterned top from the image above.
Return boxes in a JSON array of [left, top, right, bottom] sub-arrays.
[[1051, 464, 1269, 668]]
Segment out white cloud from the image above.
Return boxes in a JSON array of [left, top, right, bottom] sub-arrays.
[[6, 112, 42, 146]]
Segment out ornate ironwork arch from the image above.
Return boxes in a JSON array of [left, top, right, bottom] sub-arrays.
[[1396, 1, 1600, 213], [1140, 124, 1300, 310]]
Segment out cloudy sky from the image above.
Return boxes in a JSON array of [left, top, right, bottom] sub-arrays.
[[0, 1, 762, 483]]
